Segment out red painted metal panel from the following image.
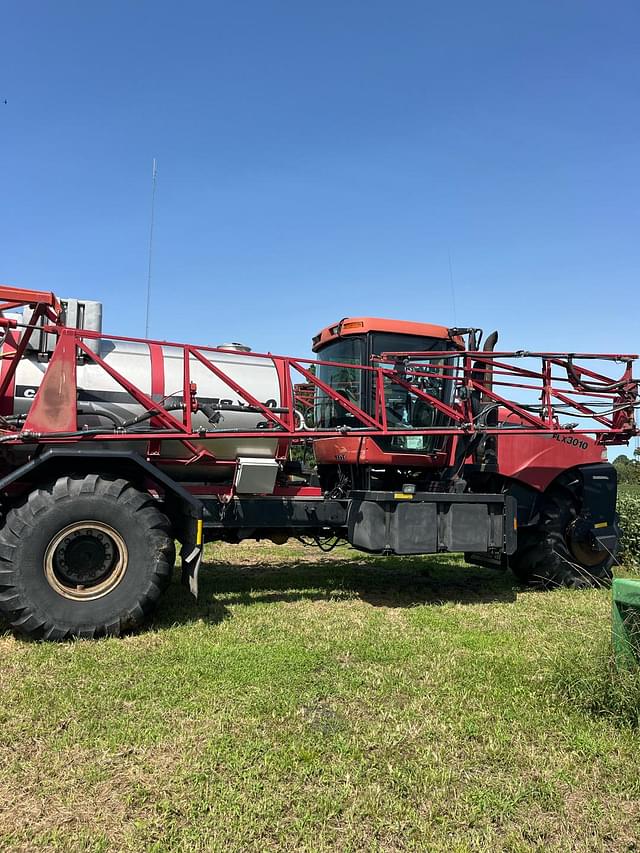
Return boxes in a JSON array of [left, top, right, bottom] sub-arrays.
[[497, 431, 604, 491], [312, 316, 465, 351], [314, 435, 449, 468], [148, 343, 165, 429], [23, 330, 77, 433]]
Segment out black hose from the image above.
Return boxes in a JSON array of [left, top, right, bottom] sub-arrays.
[[199, 402, 288, 420], [566, 357, 629, 394], [119, 400, 184, 429]]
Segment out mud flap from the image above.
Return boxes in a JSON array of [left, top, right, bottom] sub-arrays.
[[180, 517, 203, 598]]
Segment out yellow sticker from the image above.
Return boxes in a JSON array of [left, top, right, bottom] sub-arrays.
[[393, 493, 414, 500], [594, 521, 608, 529], [196, 518, 204, 545]]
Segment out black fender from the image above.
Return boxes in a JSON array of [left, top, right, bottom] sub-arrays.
[[536, 461, 619, 556], [542, 461, 617, 525], [503, 461, 617, 528], [575, 462, 617, 524], [573, 462, 618, 554]]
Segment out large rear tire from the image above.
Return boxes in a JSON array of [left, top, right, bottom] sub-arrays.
[[0, 475, 175, 640], [510, 484, 617, 589]]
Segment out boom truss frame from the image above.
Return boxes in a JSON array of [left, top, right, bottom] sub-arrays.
[[0, 287, 636, 469]]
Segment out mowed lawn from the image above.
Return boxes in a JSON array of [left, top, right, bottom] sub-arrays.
[[1, 541, 639, 852]]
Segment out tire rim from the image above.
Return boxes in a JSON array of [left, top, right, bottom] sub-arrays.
[[44, 521, 128, 600], [566, 518, 609, 567]]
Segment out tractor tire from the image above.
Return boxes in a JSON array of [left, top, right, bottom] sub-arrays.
[[0, 475, 175, 640], [510, 484, 618, 589]]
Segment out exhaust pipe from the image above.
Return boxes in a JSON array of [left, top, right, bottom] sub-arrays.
[[477, 331, 499, 469], [482, 331, 499, 401]]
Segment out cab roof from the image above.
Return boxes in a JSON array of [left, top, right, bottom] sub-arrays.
[[312, 317, 461, 352]]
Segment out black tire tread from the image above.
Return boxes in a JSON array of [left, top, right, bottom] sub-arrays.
[[0, 475, 174, 640]]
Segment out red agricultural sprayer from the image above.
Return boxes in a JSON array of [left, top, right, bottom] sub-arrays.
[[0, 285, 636, 639]]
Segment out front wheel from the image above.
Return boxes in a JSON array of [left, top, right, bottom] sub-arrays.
[[510, 485, 618, 589], [0, 475, 175, 640]]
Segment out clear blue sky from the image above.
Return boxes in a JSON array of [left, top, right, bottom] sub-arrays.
[[1, 1, 638, 368]]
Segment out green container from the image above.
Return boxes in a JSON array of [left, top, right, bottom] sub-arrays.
[[612, 578, 640, 667]]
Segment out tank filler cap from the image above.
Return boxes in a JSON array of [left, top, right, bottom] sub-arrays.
[[217, 342, 252, 352]]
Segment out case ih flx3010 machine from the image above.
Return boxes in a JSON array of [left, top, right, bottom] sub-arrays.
[[0, 285, 636, 640]]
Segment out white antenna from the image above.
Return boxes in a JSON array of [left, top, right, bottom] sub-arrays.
[[145, 158, 158, 337], [447, 248, 458, 325]]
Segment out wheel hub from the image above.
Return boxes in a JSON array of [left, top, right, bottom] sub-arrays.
[[566, 518, 609, 567], [44, 522, 128, 600]]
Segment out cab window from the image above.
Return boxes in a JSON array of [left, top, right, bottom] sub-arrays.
[[314, 337, 363, 428]]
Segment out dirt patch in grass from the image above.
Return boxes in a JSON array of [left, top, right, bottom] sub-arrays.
[[0, 737, 195, 850]]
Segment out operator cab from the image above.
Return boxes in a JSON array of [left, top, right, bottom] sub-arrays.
[[312, 317, 462, 454]]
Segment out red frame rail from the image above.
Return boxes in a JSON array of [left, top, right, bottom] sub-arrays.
[[0, 287, 636, 466]]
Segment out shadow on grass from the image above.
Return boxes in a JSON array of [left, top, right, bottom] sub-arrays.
[[0, 553, 519, 638], [153, 552, 519, 630]]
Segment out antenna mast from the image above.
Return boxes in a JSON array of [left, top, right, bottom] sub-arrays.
[[145, 158, 158, 337], [447, 248, 458, 326]]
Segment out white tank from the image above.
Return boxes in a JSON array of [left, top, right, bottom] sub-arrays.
[[10, 339, 283, 481]]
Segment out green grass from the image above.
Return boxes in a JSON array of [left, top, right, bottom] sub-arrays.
[[1, 542, 640, 852]]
